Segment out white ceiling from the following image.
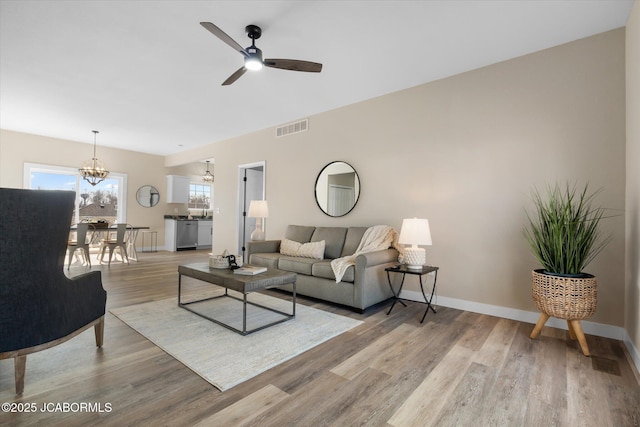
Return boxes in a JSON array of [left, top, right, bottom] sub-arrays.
[[0, 1, 633, 156]]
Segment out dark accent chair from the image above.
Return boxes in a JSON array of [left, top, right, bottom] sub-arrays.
[[0, 188, 107, 394]]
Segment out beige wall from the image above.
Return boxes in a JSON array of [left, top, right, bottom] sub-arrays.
[[0, 28, 628, 331], [626, 1, 640, 362], [0, 130, 169, 247], [169, 29, 627, 327]]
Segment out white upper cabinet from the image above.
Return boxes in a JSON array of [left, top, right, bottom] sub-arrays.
[[166, 175, 190, 203]]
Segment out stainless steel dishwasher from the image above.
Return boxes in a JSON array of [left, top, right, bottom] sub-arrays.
[[176, 220, 198, 250]]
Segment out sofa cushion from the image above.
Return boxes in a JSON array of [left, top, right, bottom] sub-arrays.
[[312, 260, 355, 283], [285, 225, 316, 243], [278, 256, 318, 275], [310, 227, 347, 259], [341, 227, 368, 257], [280, 238, 325, 260]]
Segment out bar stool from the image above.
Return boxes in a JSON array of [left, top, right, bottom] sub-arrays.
[[141, 230, 157, 252]]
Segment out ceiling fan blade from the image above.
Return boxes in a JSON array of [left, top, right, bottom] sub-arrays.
[[264, 59, 322, 73], [222, 66, 247, 86], [200, 22, 248, 57]]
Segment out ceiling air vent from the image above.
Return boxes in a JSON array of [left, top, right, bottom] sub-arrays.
[[276, 119, 308, 137]]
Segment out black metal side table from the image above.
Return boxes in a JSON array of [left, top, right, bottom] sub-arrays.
[[385, 264, 439, 323]]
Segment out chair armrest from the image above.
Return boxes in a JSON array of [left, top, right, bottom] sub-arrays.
[[247, 240, 281, 259], [62, 271, 107, 321]]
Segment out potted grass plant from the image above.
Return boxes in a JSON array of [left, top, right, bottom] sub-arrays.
[[523, 182, 611, 356]]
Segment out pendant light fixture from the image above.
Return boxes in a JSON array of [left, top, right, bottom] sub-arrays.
[[202, 160, 214, 183], [79, 130, 109, 186]]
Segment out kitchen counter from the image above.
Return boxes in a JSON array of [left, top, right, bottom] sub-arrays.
[[164, 215, 213, 221]]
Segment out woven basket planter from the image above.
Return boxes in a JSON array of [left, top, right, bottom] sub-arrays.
[[531, 269, 597, 320]]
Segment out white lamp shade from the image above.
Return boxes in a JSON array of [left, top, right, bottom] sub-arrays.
[[398, 218, 432, 246], [248, 200, 269, 218]]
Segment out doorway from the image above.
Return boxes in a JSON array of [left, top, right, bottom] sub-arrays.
[[237, 161, 265, 258]]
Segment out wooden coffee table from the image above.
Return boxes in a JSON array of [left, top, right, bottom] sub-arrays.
[[178, 262, 297, 335]]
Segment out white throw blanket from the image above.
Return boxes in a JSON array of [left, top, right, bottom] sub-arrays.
[[330, 225, 399, 283]]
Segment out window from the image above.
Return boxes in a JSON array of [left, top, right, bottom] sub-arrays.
[[24, 163, 127, 225], [189, 183, 212, 212]]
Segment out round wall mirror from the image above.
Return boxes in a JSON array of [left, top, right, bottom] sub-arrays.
[[315, 161, 360, 217], [136, 185, 160, 208]]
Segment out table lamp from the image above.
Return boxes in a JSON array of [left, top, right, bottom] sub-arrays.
[[398, 218, 432, 269], [248, 200, 269, 241]]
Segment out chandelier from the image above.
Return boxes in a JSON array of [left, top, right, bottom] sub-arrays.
[[202, 160, 214, 183], [79, 130, 109, 186]]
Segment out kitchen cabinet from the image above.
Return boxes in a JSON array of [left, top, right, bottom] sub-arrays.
[[165, 219, 177, 251], [166, 175, 190, 203], [165, 218, 211, 251], [197, 220, 212, 248]]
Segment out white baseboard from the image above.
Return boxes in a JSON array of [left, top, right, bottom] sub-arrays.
[[623, 329, 640, 379], [399, 289, 640, 373]]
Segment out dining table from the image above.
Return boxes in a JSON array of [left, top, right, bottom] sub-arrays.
[[71, 224, 150, 262]]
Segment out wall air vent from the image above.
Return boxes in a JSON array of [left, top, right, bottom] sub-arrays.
[[276, 119, 308, 137]]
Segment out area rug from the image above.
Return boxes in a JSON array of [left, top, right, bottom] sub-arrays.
[[110, 291, 362, 391]]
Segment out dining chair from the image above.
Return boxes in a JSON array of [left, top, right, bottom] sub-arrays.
[[99, 223, 132, 266], [66, 223, 94, 269]]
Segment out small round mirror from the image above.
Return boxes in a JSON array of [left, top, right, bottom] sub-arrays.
[[136, 185, 160, 208], [314, 161, 360, 217]]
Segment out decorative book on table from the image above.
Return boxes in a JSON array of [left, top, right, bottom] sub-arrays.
[[233, 266, 267, 275]]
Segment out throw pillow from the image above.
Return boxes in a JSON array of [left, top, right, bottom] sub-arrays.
[[280, 238, 302, 256], [297, 240, 325, 260], [280, 238, 325, 260]]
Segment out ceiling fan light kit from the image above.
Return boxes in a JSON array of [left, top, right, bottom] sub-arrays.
[[244, 48, 263, 71], [243, 25, 263, 71], [200, 21, 322, 85]]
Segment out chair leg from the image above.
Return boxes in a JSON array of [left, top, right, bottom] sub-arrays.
[[530, 312, 549, 339], [94, 317, 104, 348], [67, 248, 73, 269], [15, 355, 26, 395], [121, 245, 129, 264], [111, 245, 129, 264], [82, 247, 91, 268]]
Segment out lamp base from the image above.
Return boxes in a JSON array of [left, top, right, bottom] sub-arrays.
[[403, 247, 426, 269], [250, 226, 265, 241]]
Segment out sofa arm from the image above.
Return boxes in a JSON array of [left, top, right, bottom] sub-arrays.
[[355, 248, 399, 269], [352, 248, 399, 311], [247, 240, 281, 258]]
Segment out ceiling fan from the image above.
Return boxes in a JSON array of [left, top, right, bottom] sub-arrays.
[[200, 22, 323, 86]]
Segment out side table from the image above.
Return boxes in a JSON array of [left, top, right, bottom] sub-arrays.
[[141, 230, 158, 253], [385, 264, 439, 323]]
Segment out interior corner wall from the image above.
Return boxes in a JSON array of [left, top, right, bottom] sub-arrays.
[[625, 0, 640, 363], [187, 28, 627, 328]]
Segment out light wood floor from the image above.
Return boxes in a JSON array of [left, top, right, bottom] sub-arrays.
[[1, 250, 639, 426]]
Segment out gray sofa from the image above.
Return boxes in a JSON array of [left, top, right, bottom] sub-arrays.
[[247, 225, 398, 311]]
